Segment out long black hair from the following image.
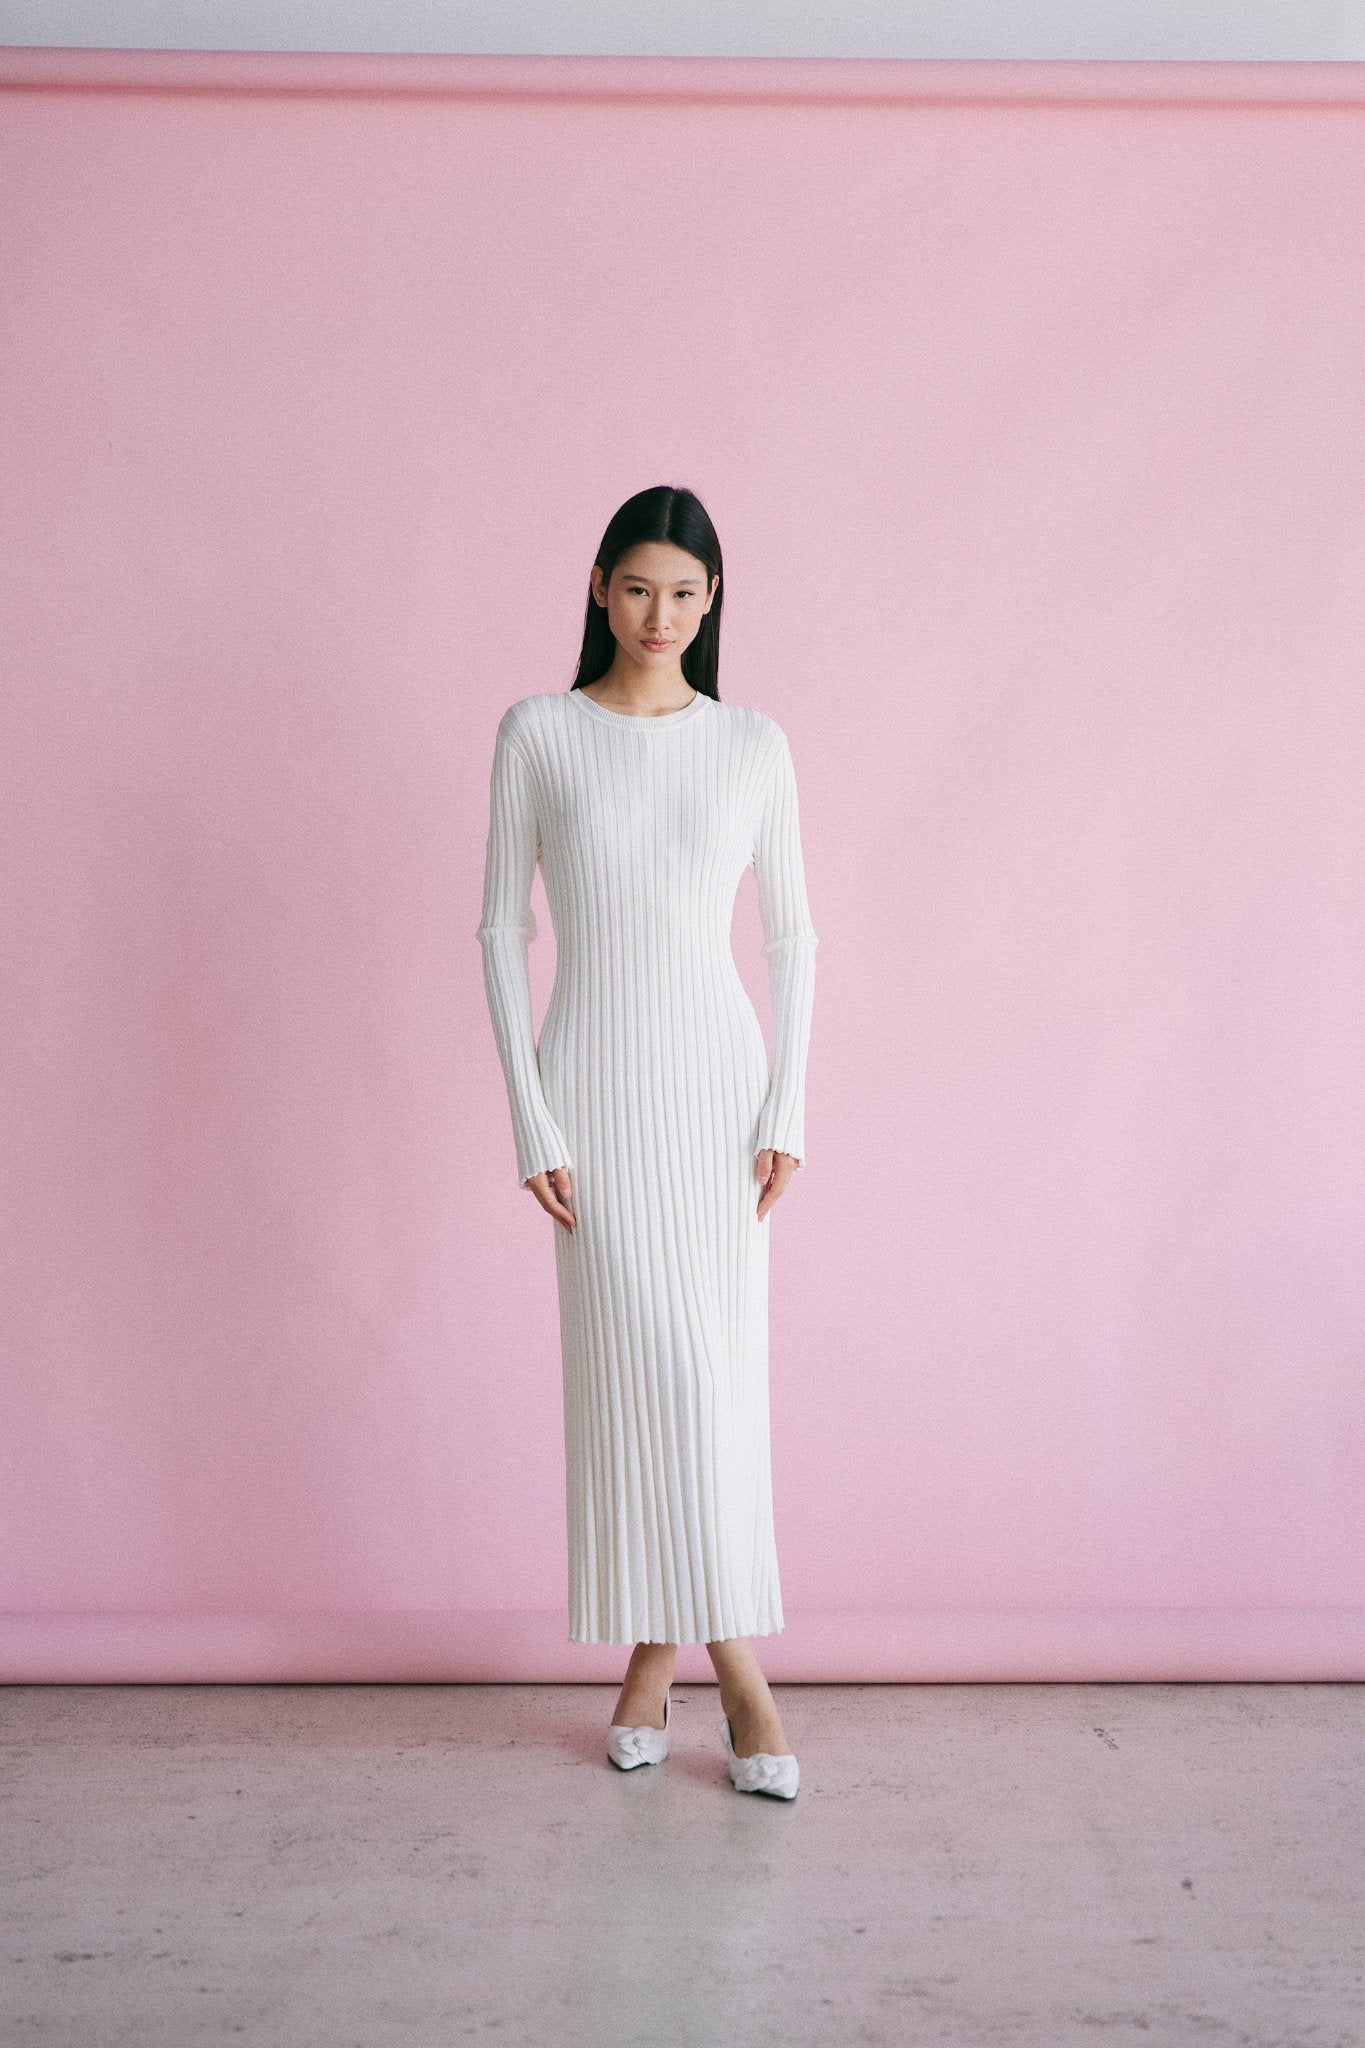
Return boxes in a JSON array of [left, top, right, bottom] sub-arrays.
[[569, 485, 724, 702]]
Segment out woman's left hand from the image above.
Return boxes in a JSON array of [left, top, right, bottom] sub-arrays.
[[754, 1148, 800, 1221]]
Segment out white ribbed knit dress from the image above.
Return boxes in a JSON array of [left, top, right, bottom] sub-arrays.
[[476, 685, 817, 1646]]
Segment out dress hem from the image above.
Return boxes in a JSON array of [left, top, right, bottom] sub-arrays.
[[569, 1620, 787, 1647]]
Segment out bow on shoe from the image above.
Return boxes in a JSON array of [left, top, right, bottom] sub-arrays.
[[615, 1728, 655, 1764], [733, 1753, 787, 1793]]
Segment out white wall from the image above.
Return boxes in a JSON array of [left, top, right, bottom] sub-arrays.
[[2, 0, 1363, 62]]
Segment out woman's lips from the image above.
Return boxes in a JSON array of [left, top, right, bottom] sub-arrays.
[[643, 639, 671, 649]]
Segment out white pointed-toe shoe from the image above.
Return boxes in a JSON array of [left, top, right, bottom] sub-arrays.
[[606, 1688, 672, 1770], [720, 1713, 800, 1800]]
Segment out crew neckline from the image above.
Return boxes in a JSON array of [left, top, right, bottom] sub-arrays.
[[569, 686, 707, 729]]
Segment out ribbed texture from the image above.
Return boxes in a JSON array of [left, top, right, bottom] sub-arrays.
[[476, 687, 818, 1645]]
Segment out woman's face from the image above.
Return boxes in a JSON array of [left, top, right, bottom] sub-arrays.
[[592, 542, 717, 667]]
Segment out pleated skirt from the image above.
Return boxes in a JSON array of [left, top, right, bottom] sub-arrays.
[[544, 1005, 785, 1647]]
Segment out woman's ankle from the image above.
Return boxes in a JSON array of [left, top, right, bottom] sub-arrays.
[[612, 1645, 675, 1721]]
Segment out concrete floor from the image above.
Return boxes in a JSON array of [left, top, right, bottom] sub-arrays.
[[1, 1682, 1362, 2047]]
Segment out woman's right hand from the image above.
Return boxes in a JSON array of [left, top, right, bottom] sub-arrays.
[[523, 1165, 576, 1231]]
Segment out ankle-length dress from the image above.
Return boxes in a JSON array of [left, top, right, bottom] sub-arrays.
[[475, 686, 818, 1645]]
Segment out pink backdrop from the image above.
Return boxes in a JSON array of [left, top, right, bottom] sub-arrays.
[[2, 49, 1362, 1683]]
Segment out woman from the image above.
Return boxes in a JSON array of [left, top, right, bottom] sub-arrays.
[[476, 485, 817, 1800]]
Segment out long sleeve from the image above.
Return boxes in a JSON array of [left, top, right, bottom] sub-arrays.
[[752, 725, 819, 1168], [475, 717, 575, 1186]]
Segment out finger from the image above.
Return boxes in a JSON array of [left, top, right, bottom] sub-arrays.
[[547, 1167, 576, 1229], [755, 1149, 799, 1218], [523, 1171, 575, 1229]]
